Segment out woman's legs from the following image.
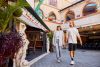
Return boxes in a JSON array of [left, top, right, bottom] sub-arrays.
[[55, 45, 62, 62]]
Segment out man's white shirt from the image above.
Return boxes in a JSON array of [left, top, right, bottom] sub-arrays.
[[67, 27, 79, 44]]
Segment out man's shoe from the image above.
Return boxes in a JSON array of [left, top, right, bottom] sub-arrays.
[[57, 59, 61, 63], [70, 61, 75, 65]]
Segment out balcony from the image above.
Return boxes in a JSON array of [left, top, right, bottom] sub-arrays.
[[62, 11, 100, 30], [75, 11, 100, 28]]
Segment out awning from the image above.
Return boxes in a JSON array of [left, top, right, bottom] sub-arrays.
[[20, 9, 46, 30], [20, 1, 50, 31]]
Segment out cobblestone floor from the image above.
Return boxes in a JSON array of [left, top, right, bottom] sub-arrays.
[[31, 49, 100, 67]]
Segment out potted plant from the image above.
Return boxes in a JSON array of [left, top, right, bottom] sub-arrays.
[[48, 17, 53, 21], [0, 0, 29, 66], [47, 31, 54, 52]]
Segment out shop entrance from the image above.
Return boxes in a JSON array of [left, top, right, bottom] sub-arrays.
[[25, 25, 47, 61], [78, 24, 100, 50]]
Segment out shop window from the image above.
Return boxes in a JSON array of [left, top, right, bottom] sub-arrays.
[[65, 10, 75, 21], [49, 0, 57, 7], [83, 3, 97, 16], [25, 26, 47, 56]]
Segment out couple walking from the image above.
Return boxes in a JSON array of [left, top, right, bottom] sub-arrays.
[[53, 20, 82, 65]]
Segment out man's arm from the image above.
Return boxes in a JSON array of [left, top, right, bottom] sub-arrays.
[[77, 32, 82, 46]]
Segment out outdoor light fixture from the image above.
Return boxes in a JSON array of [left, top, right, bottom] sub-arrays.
[[93, 31, 96, 34]]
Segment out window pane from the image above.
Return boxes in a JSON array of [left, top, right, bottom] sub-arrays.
[[49, 0, 57, 7]]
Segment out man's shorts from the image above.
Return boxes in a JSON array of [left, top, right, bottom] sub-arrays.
[[68, 43, 77, 51]]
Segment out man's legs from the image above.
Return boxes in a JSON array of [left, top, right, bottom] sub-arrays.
[[69, 51, 75, 61], [68, 43, 76, 65]]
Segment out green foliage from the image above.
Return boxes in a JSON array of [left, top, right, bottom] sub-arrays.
[[47, 31, 53, 44], [0, 0, 29, 65], [0, 0, 8, 7], [0, 0, 29, 32], [13, 7, 22, 17]]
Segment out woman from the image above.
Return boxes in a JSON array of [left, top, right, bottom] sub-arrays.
[[53, 26, 64, 63]]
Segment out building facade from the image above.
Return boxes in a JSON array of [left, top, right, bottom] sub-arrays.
[[40, 0, 100, 30], [40, 0, 100, 49], [13, 0, 50, 67]]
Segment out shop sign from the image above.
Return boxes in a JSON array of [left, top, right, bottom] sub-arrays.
[[20, 9, 47, 31]]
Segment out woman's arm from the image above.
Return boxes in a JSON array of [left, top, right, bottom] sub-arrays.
[[66, 31, 68, 43]]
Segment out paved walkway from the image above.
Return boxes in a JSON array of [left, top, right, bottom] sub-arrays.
[[31, 49, 100, 67]]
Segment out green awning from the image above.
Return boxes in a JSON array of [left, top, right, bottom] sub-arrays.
[[25, 6, 50, 31]]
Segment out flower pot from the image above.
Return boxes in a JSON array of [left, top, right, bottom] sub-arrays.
[[48, 18, 53, 21]]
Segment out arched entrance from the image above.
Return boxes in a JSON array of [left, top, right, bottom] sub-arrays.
[[83, 3, 97, 16], [48, 12, 56, 21], [65, 10, 75, 21]]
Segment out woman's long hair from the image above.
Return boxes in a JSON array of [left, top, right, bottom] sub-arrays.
[[56, 26, 62, 30]]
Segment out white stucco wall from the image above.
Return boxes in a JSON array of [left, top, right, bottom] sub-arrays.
[[40, 4, 61, 21], [41, 0, 100, 30]]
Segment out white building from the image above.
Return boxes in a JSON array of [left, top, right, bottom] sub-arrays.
[[40, 0, 100, 30]]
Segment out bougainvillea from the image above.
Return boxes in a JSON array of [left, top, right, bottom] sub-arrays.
[[0, 32, 23, 65]]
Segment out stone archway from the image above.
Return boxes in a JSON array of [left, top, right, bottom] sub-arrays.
[[48, 12, 56, 21], [83, 2, 97, 16], [65, 10, 75, 22]]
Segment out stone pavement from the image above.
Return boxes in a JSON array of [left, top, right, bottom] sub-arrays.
[[31, 49, 100, 67]]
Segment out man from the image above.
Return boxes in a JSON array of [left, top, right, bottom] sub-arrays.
[[66, 20, 82, 65]]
